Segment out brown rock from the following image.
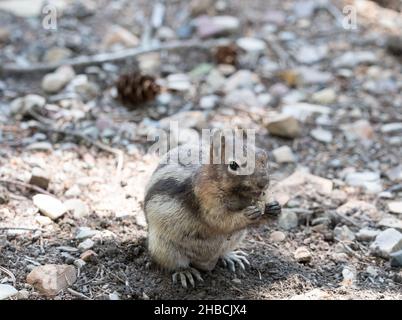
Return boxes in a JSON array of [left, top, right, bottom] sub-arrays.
[[29, 168, 50, 190], [266, 114, 301, 139], [26, 264, 77, 297]]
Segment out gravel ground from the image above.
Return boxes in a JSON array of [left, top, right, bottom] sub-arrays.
[[1, 0, 402, 300]]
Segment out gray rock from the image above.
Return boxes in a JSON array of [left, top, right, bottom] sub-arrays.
[[356, 228, 380, 241], [333, 51, 376, 68], [278, 209, 298, 230], [33, 194, 67, 220], [345, 171, 382, 193], [0, 284, 18, 300], [370, 228, 402, 258], [272, 146, 296, 163], [78, 239, 95, 251], [334, 225, 355, 242], [390, 249, 402, 267], [388, 202, 402, 214], [311, 128, 333, 143], [379, 216, 402, 231], [386, 166, 402, 182], [75, 227, 99, 240], [266, 114, 301, 139]]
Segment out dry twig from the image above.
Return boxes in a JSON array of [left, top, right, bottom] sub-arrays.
[[1, 38, 232, 74], [0, 178, 53, 196]]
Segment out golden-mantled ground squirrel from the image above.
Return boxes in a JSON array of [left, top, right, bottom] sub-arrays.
[[144, 134, 281, 288]]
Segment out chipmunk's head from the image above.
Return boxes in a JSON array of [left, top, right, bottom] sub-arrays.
[[208, 130, 270, 199]]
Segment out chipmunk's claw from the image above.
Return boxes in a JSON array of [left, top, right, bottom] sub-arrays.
[[221, 251, 250, 272], [172, 267, 203, 288], [265, 201, 281, 216]]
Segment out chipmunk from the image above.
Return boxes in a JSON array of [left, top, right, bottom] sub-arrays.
[[143, 132, 281, 288]]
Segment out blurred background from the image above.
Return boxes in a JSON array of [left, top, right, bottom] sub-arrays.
[[0, 0, 402, 300]]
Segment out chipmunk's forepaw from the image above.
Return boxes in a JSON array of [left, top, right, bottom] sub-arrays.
[[172, 267, 203, 288], [265, 201, 282, 216], [221, 251, 250, 272]]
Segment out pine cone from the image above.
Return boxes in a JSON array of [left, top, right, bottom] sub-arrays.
[[214, 44, 238, 66], [115, 73, 160, 108]]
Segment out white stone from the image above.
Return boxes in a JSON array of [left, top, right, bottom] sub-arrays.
[[388, 202, 402, 214], [42, 65, 75, 93], [381, 123, 402, 133], [311, 128, 333, 143], [311, 88, 336, 104], [370, 228, 402, 258], [166, 73, 192, 91], [0, 0, 44, 17], [297, 45, 327, 64], [78, 239, 95, 251], [0, 284, 18, 300], [282, 102, 331, 122], [272, 146, 296, 163], [200, 95, 219, 109], [236, 37, 266, 53], [333, 51, 376, 68], [345, 171, 382, 193], [33, 194, 67, 220]]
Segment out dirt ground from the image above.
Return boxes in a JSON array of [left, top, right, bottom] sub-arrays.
[[1, 0, 402, 300]]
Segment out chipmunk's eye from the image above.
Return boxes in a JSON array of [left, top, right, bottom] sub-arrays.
[[229, 161, 239, 171]]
